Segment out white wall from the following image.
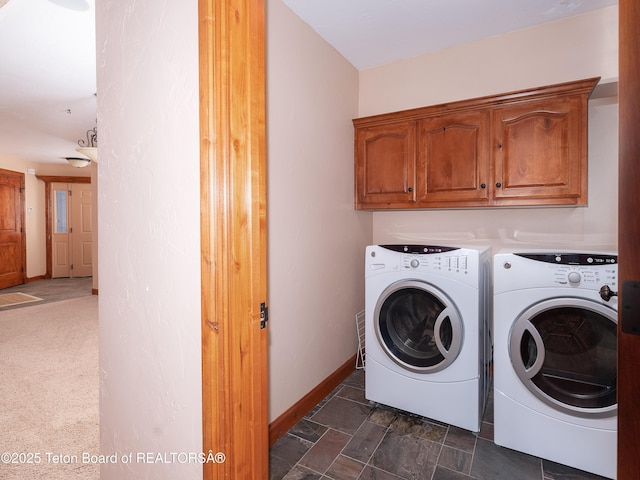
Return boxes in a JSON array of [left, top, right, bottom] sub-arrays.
[[359, 7, 618, 116], [267, 0, 371, 421], [96, 2, 202, 479], [360, 6, 619, 252]]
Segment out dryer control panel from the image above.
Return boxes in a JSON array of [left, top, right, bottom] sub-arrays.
[[514, 253, 617, 288], [514, 253, 617, 266], [495, 251, 618, 295]]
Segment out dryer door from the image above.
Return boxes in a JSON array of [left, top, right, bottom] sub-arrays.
[[509, 297, 617, 417], [374, 280, 463, 373]]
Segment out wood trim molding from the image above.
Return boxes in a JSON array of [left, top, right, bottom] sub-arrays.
[[35, 175, 91, 184], [268, 355, 357, 447], [37, 176, 90, 279], [353, 77, 600, 127], [26, 275, 46, 283], [200, 0, 268, 478]]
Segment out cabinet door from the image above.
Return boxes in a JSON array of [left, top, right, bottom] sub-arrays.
[[492, 95, 587, 205], [417, 110, 490, 206], [355, 122, 416, 208]]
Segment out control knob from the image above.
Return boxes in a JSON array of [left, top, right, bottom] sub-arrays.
[[599, 285, 618, 302], [568, 272, 581, 284], [410, 259, 419, 268]]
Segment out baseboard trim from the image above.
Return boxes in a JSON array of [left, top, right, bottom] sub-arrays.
[[25, 275, 46, 283], [268, 354, 356, 447]]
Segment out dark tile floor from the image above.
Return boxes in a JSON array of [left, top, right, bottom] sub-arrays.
[[0, 276, 93, 310], [270, 369, 608, 480]]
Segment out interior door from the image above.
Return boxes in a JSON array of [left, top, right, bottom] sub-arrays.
[[0, 169, 25, 289], [52, 182, 93, 279], [618, 1, 640, 478]]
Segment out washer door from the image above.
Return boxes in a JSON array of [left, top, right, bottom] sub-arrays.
[[509, 298, 617, 417], [374, 280, 464, 373]]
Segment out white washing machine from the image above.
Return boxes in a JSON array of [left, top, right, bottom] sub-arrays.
[[365, 244, 492, 432], [493, 250, 618, 479]]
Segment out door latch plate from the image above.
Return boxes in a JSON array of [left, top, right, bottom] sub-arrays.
[[621, 281, 640, 335], [260, 302, 268, 329]]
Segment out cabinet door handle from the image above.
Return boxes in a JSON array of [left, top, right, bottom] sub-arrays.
[[407, 187, 413, 192], [496, 182, 502, 188], [480, 183, 486, 189]]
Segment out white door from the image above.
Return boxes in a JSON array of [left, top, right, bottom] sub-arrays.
[[52, 183, 93, 278]]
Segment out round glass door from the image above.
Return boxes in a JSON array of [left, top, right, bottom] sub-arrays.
[[509, 298, 617, 417], [374, 280, 463, 373]]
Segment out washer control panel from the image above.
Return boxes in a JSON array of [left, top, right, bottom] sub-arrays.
[[381, 244, 457, 254], [400, 252, 471, 273], [371, 244, 477, 276]]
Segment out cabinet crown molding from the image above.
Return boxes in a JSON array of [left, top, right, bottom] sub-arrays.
[[353, 77, 600, 128]]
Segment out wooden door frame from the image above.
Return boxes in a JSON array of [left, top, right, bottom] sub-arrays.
[[36, 175, 90, 280], [199, 1, 269, 478], [617, 1, 640, 478], [0, 168, 26, 288]]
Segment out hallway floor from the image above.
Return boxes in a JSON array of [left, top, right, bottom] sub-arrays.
[[0, 277, 93, 311], [269, 369, 608, 480]]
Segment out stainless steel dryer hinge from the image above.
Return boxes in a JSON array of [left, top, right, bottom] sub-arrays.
[[260, 302, 268, 329]]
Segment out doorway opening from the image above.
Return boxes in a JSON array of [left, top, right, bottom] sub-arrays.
[[51, 182, 93, 279]]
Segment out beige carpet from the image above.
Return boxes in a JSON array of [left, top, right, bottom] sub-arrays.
[[0, 292, 43, 308], [0, 296, 99, 479]]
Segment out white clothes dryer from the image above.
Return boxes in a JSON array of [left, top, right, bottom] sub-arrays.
[[493, 250, 618, 479], [365, 244, 492, 432]]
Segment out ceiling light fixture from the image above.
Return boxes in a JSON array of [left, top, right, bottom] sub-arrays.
[[66, 125, 97, 167], [65, 157, 92, 168]]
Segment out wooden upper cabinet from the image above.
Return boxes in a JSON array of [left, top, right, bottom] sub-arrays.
[[353, 77, 599, 210], [355, 121, 416, 207], [492, 95, 587, 205], [417, 109, 490, 206]]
